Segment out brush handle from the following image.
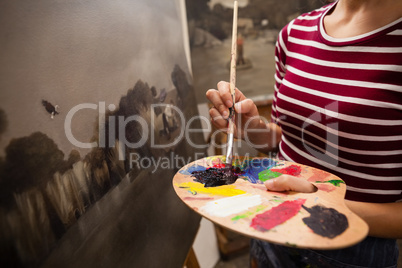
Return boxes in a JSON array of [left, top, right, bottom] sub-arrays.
[[226, 0, 238, 164], [229, 0, 238, 100]]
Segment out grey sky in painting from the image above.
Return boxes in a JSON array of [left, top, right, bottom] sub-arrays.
[[0, 0, 190, 158]]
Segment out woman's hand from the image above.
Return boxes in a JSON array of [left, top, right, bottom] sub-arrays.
[[206, 81, 260, 139], [206, 81, 281, 152]]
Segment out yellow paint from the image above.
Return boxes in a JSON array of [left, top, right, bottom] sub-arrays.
[[205, 155, 225, 166], [178, 181, 246, 196], [205, 155, 225, 162]]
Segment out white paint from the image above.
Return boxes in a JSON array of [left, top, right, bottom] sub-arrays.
[[201, 194, 262, 217]]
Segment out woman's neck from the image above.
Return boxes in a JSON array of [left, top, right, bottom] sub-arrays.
[[323, 0, 402, 38]]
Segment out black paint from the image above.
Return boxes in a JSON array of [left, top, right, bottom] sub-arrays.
[[191, 166, 242, 187], [302, 205, 349, 239]]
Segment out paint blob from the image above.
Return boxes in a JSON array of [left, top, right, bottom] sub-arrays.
[[250, 199, 306, 232], [178, 181, 246, 196], [315, 184, 336, 193], [302, 205, 349, 238], [258, 170, 282, 182], [241, 158, 278, 183], [179, 164, 206, 175], [191, 166, 242, 187], [231, 205, 266, 221], [270, 165, 302, 176], [211, 163, 226, 169], [200, 194, 262, 217], [308, 169, 330, 182], [322, 180, 344, 187], [258, 164, 303, 182]]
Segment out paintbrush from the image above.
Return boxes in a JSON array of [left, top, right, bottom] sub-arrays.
[[225, 0, 238, 168]]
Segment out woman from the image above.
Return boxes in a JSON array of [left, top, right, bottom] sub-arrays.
[[206, 0, 402, 266]]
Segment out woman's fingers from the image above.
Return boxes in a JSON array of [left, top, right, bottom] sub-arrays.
[[206, 81, 251, 119], [209, 107, 228, 129], [264, 175, 317, 193], [206, 89, 230, 119], [217, 81, 234, 108], [234, 98, 258, 117], [206, 81, 257, 138], [216, 81, 247, 107]]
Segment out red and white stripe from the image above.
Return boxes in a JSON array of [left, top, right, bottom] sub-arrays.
[[271, 2, 402, 203]]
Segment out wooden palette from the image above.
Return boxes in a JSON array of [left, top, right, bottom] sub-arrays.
[[172, 156, 368, 250]]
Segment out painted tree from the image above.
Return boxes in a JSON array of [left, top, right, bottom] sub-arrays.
[[2, 132, 65, 194]]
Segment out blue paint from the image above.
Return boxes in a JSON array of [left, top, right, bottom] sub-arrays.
[[241, 158, 278, 184], [179, 164, 206, 175]]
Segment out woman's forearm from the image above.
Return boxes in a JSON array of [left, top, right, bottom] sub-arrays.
[[345, 200, 402, 239]]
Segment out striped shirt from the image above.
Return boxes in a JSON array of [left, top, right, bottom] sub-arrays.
[[271, 2, 402, 203]]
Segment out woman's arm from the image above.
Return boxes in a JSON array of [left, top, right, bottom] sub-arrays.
[[345, 200, 402, 239]]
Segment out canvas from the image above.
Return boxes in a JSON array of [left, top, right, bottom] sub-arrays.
[[0, 0, 204, 267]]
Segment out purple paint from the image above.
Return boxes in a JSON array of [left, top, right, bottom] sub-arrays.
[[302, 205, 348, 238], [191, 166, 242, 187]]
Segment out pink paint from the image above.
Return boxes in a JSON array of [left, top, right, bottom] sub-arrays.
[[183, 197, 214, 201], [270, 165, 302, 176], [308, 169, 330, 182], [315, 184, 336, 193], [251, 184, 268, 191], [250, 199, 306, 231]]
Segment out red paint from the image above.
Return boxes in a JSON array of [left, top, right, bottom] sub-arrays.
[[211, 163, 226, 169], [250, 199, 306, 231], [270, 165, 302, 176]]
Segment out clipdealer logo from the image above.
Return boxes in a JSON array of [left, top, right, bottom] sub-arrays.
[[63, 102, 278, 164], [64, 102, 215, 160]]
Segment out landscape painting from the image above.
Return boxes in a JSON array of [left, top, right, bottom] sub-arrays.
[[0, 0, 204, 267]]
